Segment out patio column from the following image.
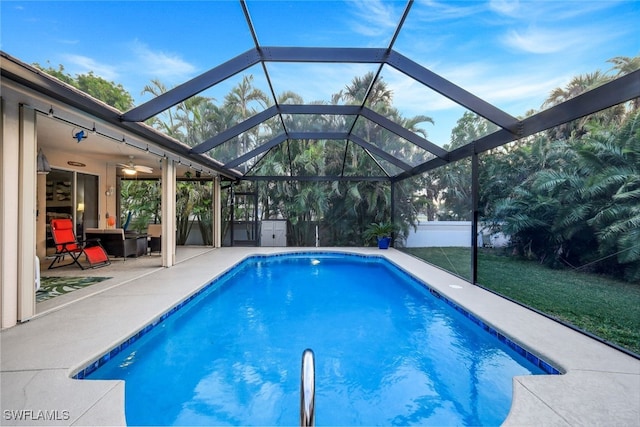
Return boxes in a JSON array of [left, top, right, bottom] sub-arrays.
[[18, 105, 37, 321], [1, 102, 37, 327], [212, 175, 221, 247], [1, 98, 19, 328], [161, 157, 176, 267]]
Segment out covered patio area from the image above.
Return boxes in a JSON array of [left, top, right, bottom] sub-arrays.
[[36, 246, 214, 316]]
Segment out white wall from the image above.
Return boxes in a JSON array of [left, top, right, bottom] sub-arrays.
[[405, 221, 472, 247], [405, 221, 510, 248]]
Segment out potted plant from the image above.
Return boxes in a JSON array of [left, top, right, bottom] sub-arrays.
[[364, 221, 395, 249]]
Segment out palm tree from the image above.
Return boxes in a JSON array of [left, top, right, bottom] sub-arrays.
[[543, 72, 610, 108], [142, 79, 183, 139], [141, 80, 224, 246], [223, 75, 270, 160], [224, 75, 270, 118], [432, 113, 498, 221], [492, 138, 578, 264], [494, 111, 640, 280], [342, 71, 393, 109], [578, 112, 640, 281], [607, 55, 640, 77], [607, 55, 640, 111], [120, 180, 161, 232], [542, 71, 613, 139]]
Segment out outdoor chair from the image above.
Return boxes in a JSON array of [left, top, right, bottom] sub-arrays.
[[48, 218, 110, 270], [148, 224, 162, 253], [85, 228, 144, 258]]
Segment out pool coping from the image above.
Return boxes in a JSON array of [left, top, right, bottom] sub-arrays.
[[1, 247, 639, 426]]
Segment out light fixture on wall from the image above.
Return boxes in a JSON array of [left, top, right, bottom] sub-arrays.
[[105, 186, 114, 197], [36, 148, 51, 175]]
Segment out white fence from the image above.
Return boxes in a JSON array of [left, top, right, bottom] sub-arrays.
[[404, 221, 510, 248]]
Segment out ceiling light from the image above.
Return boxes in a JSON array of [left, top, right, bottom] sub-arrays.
[[123, 168, 137, 176]]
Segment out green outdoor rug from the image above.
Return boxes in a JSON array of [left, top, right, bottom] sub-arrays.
[[37, 277, 111, 302]]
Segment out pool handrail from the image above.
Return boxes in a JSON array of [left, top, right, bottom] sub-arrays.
[[300, 348, 315, 426]]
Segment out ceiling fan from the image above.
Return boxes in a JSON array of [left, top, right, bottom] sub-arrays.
[[118, 156, 153, 175]]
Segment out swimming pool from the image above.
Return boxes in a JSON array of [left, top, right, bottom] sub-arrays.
[[85, 252, 557, 425]]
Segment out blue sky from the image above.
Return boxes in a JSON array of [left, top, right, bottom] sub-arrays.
[[2, 0, 639, 145]]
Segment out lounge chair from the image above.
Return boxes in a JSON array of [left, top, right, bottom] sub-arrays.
[[48, 218, 111, 270]]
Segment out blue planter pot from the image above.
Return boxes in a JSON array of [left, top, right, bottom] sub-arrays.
[[377, 236, 391, 249]]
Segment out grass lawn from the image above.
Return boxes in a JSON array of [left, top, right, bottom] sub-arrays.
[[401, 247, 640, 355]]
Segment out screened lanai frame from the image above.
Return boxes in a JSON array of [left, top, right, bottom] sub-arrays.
[[115, 0, 640, 278], [4, 1, 637, 272], [120, 0, 639, 183]]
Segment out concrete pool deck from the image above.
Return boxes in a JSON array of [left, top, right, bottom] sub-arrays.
[[1, 247, 639, 426]]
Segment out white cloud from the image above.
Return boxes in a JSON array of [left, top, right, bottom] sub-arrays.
[[380, 58, 574, 121], [503, 27, 585, 54], [347, 0, 401, 38], [62, 54, 120, 81], [488, 0, 520, 17], [412, 0, 486, 22], [490, 0, 622, 21], [129, 40, 197, 79], [469, 74, 569, 112], [59, 42, 198, 97]]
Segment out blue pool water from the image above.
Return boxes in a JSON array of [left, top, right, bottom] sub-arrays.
[[87, 253, 551, 426]]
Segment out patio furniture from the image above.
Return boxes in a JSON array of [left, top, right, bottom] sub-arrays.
[[147, 224, 162, 253], [122, 211, 132, 231], [85, 228, 146, 258], [48, 219, 110, 270], [128, 232, 149, 257]]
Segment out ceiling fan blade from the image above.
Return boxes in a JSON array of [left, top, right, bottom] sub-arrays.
[[134, 165, 153, 173]]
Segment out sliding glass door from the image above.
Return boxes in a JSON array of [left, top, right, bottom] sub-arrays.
[[45, 169, 98, 253], [75, 172, 99, 237]]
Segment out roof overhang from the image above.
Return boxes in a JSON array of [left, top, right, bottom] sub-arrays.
[[0, 51, 242, 181]]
